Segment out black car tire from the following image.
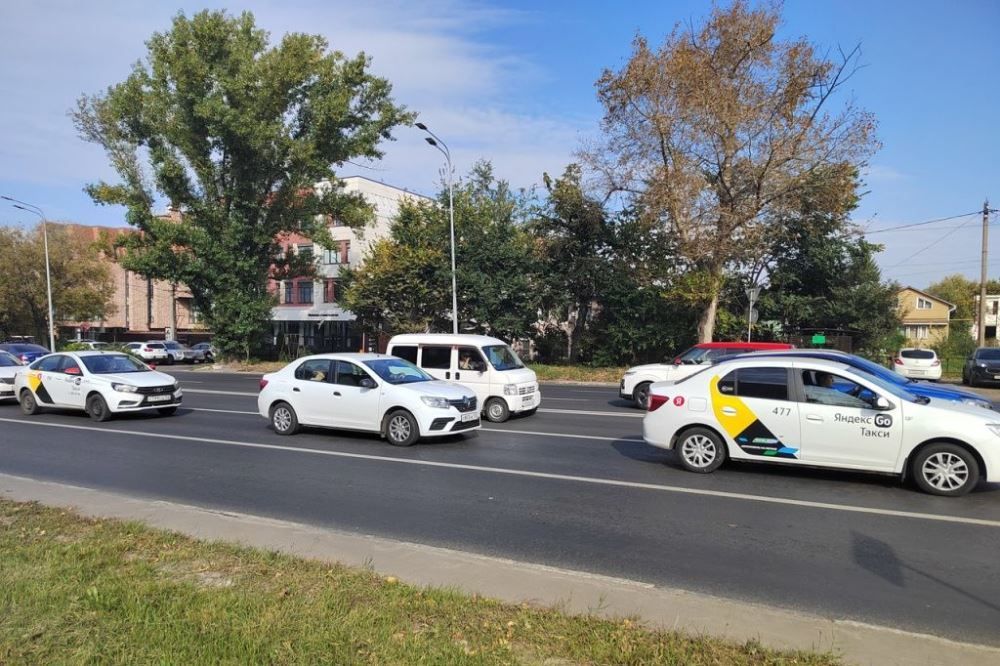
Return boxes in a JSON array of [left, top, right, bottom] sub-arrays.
[[270, 402, 299, 435], [19, 389, 40, 415], [633, 382, 652, 410], [912, 443, 979, 497], [483, 397, 510, 423], [384, 409, 419, 446], [86, 394, 112, 422], [675, 427, 727, 474]]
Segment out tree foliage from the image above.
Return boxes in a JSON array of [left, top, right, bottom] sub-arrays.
[[582, 0, 878, 342], [0, 225, 114, 342], [73, 10, 411, 358], [343, 162, 540, 340]]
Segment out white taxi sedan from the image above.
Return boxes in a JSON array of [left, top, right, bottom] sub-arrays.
[[15, 351, 181, 421], [257, 353, 481, 446], [643, 356, 999, 496], [0, 350, 24, 401]]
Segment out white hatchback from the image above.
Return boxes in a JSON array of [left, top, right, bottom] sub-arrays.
[[643, 356, 1000, 496], [893, 348, 942, 381], [257, 353, 481, 446], [15, 351, 181, 421], [0, 350, 24, 401]]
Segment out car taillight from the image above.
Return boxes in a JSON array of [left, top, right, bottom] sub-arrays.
[[672, 357, 681, 365], [893, 358, 903, 365], [648, 394, 669, 412], [932, 359, 940, 366], [259, 378, 269, 390]]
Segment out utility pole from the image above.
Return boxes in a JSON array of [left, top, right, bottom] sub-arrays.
[[170, 283, 178, 342], [979, 200, 989, 347]]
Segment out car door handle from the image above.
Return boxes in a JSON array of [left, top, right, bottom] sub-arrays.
[[333, 391, 341, 397], [292, 387, 300, 392], [455, 372, 461, 380], [806, 414, 823, 423], [445, 371, 451, 379]]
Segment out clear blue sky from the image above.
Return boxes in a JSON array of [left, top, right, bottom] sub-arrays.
[[1, 0, 997, 287]]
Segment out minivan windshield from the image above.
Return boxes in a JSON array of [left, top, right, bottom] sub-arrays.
[[364, 358, 433, 385], [81, 354, 150, 374], [483, 345, 523, 371]]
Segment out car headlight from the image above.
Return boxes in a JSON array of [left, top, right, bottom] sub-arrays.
[[964, 398, 993, 410], [503, 384, 517, 396], [173, 382, 180, 391], [987, 424, 1000, 438], [421, 396, 451, 409], [979, 362, 988, 368], [112, 383, 138, 393]]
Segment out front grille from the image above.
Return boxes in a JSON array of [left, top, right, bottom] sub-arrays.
[[136, 385, 175, 395], [448, 396, 478, 413], [0, 377, 13, 385], [518, 385, 536, 395], [450, 418, 480, 431]]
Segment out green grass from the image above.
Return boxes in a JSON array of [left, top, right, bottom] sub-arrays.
[[527, 364, 626, 384], [0, 500, 838, 665]]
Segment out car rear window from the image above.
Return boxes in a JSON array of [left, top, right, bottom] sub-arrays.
[[901, 349, 935, 359], [147, 343, 166, 349]]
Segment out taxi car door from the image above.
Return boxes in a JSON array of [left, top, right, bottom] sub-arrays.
[[53, 356, 87, 408], [27, 355, 64, 405], [712, 367, 801, 461], [795, 369, 903, 470]]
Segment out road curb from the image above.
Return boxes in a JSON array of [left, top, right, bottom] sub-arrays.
[[2, 472, 997, 666]]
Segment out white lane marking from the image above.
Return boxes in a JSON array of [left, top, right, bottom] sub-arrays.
[[189, 407, 259, 416], [185, 388, 639, 419], [2, 417, 998, 529]]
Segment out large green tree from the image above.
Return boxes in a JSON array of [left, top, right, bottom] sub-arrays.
[[0, 225, 114, 343], [74, 10, 411, 358], [344, 162, 540, 340]]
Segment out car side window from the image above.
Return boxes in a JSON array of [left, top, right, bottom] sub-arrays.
[[420, 345, 452, 370], [393, 345, 418, 364], [334, 360, 369, 387], [294, 359, 332, 383], [60, 357, 82, 375], [456, 346, 486, 371], [717, 367, 788, 400], [34, 356, 62, 372], [800, 370, 872, 408]]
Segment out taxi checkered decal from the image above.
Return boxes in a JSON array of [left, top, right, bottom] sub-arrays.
[[709, 375, 798, 459], [26, 371, 53, 404]]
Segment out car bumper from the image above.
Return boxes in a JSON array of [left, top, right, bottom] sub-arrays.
[[642, 416, 674, 450], [108, 390, 183, 411], [0, 384, 14, 399], [898, 367, 942, 380], [418, 409, 482, 436], [969, 367, 1000, 382]]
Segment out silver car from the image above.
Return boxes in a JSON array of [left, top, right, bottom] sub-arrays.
[[161, 340, 205, 364]]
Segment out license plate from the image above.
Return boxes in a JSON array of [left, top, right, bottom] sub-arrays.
[[993, 375, 1000, 380], [523, 394, 537, 407], [147, 394, 172, 403], [461, 412, 478, 422]]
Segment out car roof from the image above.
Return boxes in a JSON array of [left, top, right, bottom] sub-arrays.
[[296, 352, 393, 362], [711, 355, 855, 372], [62, 350, 129, 357], [692, 342, 793, 350], [388, 333, 509, 346]]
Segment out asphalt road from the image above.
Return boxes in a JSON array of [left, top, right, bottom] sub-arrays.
[[1, 368, 999, 646]]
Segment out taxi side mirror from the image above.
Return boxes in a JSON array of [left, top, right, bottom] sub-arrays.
[[359, 377, 377, 390], [874, 396, 891, 410]]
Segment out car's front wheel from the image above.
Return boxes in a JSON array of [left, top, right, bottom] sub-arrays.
[[632, 382, 652, 410], [912, 443, 979, 496], [484, 397, 510, 423], [19, 390, 39, 415], [676, 427, 727, 474], [86, 394, 112, 422], [270, 402, 299, 435], [384, 409, 419, 446]]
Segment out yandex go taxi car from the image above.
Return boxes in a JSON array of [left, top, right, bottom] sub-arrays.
[[620, 342, 793, 409], [257, 353, 481, 446], [642, 356, 1000, 496], [15, 351, 182, 421]]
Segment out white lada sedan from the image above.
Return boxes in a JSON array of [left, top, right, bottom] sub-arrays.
[[257, 353, 481, 446], [15, 351, 181, 421], [643, 356, 999, 496]]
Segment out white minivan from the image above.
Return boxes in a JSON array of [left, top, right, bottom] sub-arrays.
[[386, 334, 540, 422]]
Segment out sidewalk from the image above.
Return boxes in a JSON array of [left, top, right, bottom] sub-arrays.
[[2, 473, 997, 666]]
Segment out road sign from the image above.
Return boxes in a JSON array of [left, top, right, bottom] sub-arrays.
[[749, 308, 759, 324], [811, 334, 827, 345]]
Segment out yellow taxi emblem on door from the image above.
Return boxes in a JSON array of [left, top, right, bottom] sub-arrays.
[[27, 372, 43, 392], [709, 375, 756, 439]]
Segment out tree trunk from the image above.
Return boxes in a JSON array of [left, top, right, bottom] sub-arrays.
[[696, 290, 720, 343]]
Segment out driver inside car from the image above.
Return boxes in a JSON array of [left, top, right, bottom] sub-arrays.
[[803, 371, 869, 408]]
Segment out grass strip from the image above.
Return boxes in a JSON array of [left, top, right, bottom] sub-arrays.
[[0, 500, 837, 665]]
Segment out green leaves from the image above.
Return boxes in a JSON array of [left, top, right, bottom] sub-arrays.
[[74, 9, 411, 356]]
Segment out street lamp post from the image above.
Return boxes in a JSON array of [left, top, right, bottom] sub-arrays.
[[746, 285, 761, 342], [415, 122, 459, 335], [3, 196, 56, 351]]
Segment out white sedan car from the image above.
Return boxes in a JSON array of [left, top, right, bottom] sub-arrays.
[[257, 353, 481, 446], [643, 356, 999, 496], [0, 350, 24, 401], [15, 351, 182, 421]]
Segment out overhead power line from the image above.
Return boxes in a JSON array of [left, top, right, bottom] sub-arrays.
[[862, 211, 982, 235], [886, 215, 979, 268]]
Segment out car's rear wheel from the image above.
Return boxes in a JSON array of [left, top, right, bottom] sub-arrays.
[[385, 409, 419, 446], [484, 397, 510, 423], [157, 406, 178, 416], [676, 427, 727, 474], [86, 394, 112, 422], [912, 443, 979, 496], [270, 402, 299, 435], [19, 390, 39, 415], [633, 382, 652, 410]]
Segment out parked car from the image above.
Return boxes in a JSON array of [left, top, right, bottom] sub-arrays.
[[963, 348, 1000, 387], [15, 351, 182, 421], [742, 349, 993, 410], [643, 355, 999, 496], [124, 342, 170, 363], [257, 353, 480, 445], [0, 350, 24, 401], [160, 340, 205, 364], [0, 343, 50, 364], [191, 342, 216, 362], [68, 340, 110, 351], [893, 348, 941, 381], [620, 342, 794, 409], [386, 333, 539, 422]]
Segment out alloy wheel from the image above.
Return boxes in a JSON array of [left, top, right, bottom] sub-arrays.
[[921, 452, 970, 492], [681, 434, 717, 469]]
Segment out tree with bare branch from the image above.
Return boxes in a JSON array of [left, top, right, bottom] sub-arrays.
[[582, 0, 878, 341]]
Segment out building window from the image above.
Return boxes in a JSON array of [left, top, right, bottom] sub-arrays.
[[297, 281, 313, 305], [992, 300, 998, 315], [906, 325, 929, 340], [297, 244, 314, 260], [322, 241, 351, 265], [322, 248, 340, 264], [916, 297, 932, 310], [283, 282, 293, 305], [324, 279, 342, 303]]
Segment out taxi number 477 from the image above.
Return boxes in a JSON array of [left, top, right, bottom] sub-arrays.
[[772, 407, 791, 416]]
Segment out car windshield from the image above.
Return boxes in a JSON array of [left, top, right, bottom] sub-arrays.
[[81, 354, 151, 374], [977, 349, 1000, 360], [363, 358, 433, 384], [842, 365, 923, 403], [0, 352, 21, 367], [483, 345, 524, 371]]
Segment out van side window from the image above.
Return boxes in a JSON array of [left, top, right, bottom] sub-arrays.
[[456, 346, 486, 371], [394, 345, 418, 364], [420, 345, 451, 370]]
